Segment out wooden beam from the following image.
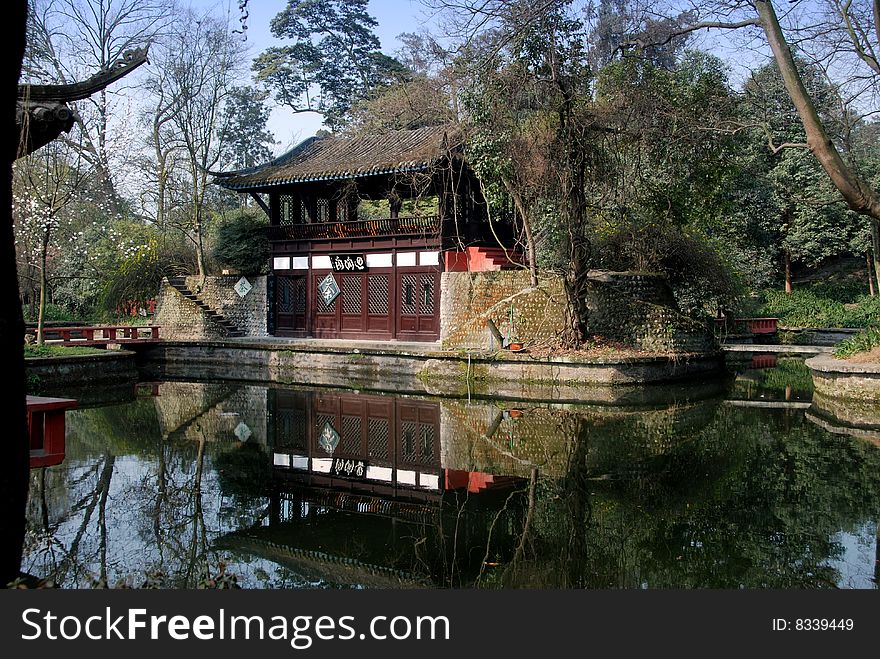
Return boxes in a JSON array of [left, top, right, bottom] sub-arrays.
[[250, 192, 271, 217]]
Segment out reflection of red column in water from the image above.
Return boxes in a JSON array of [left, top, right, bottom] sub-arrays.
[[444, 469, 518, 493]]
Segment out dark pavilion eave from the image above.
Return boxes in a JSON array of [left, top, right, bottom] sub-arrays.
[[214, 162, 434, 191]]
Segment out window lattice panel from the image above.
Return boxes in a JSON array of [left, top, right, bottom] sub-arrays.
[[293, 278, 306, 314], [340, 416, 362, 454], [420, 424, 435, 463], [368, 418, 389, 460], [279, 195, 295, 225], [316, 283, 335, 314], [277, 409, 307, 449], [420, 275, 435, 315], [401, 421, 417, 462], [342, 276, 362, 315], [277, 278, 295, 313], [400, 275, 417, 315], [368, 275, 388, 315], [315, 198, 330, 223]]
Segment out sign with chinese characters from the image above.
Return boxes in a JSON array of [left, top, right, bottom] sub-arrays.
[[331, 457, 367, 478], [318, 274, 340, 306], [234, 276, 252, 298], [318, 421, 340, 453], [331, 253, 368, 272]]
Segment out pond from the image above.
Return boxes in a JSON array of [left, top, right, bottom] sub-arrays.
[[23, 356, 880, 588]]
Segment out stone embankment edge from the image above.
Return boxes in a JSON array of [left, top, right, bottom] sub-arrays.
[[25, 350, 138, 388], [806, 354, 880, 401], [141, 340, 724, 401]]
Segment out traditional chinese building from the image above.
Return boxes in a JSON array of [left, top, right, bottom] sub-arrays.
[[213, 125, 518, 342]]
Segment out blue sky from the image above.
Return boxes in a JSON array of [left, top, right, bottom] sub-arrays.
[[194, 0, 433, 151]]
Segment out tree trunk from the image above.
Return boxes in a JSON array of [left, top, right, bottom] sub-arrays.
[[872, 222, 880, 295], [502, 180, 539, 288], [36, 237, 48, 345], [1, 0, 29, 587], [784, 250, 792, 293], [867, 251, 876, 296], [756, 0, 880, 223]]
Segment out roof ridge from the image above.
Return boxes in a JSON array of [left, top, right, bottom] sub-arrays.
[[214, 124, 460, 191]]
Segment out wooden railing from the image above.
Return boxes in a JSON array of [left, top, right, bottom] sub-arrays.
[[31, 325, 161, 345], [268, 215, 441, 241]]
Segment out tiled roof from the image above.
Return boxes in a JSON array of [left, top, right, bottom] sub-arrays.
[[214, 125, 459, 190]]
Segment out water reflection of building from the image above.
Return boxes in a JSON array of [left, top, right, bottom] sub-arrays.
[[268, 388, 520, 498], [215, 389, 527, 587]]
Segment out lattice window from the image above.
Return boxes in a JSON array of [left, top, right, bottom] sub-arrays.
[[341, 276, 361, 315], [315, 198, 330, 223], [401, 421, 417, 462], [420, 275, 435, 315], [368, 275, 389, 315], [368, 418, 389, 460], [277, 277, 306, 314], [420, 424, 435, 463], [293, 277, 306, 314], [341, 416, 361, 454], [300, 199, 310, 223], [277, 409, 307, 449], [277, 278, 294, 313], [279, 195, 296, 226], [400, 275, 417, 315], [316, 282, 335, 314]]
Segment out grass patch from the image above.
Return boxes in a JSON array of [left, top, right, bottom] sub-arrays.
[[834, 327, 880, 359], [24, 344, 108, 358], [760, 287, 880, 328]]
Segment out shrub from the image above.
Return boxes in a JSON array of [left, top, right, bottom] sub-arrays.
[[834, 326, 880, 358], [761, 288, 880, 328], [212, 213, 269, 275], [592, 223, 743, 317]]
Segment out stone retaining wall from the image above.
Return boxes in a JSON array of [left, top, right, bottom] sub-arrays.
[[140, 341, 724, 403], [440, 271, 568, 349], [440, 269, 715, 353]]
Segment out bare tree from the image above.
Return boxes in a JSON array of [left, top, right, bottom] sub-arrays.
[[143, 7, 244, 277], [23, 0, 171, 209]]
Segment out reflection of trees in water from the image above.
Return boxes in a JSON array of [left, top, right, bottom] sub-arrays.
[[497, 406, 880, 588], [22, 400, 269, 587], [21, 385, 880, 589]]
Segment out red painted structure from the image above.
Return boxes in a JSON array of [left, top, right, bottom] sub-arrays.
[[740, 318, 779, 335], [27, 395, 77, 469], [32, 324, 161, 346]]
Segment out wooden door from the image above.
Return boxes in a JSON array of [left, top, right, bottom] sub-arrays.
[[396, 269, 440, 340], [275, 275, 307, 335]]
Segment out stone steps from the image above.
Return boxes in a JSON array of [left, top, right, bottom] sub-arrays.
[[167, 277, 245, 337]]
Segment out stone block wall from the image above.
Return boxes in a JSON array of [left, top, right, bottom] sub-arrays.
[[440, 269, 714, 353], [155, 275, 268, 340], [440, 271, 568, 350], [584, 270, 715, 353]]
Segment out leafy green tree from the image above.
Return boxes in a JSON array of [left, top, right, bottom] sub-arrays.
[[212, 212, 269, 275], [742, 58, 866, 292], [253, 0, 408, 130], [220, 86, 276, 171]]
